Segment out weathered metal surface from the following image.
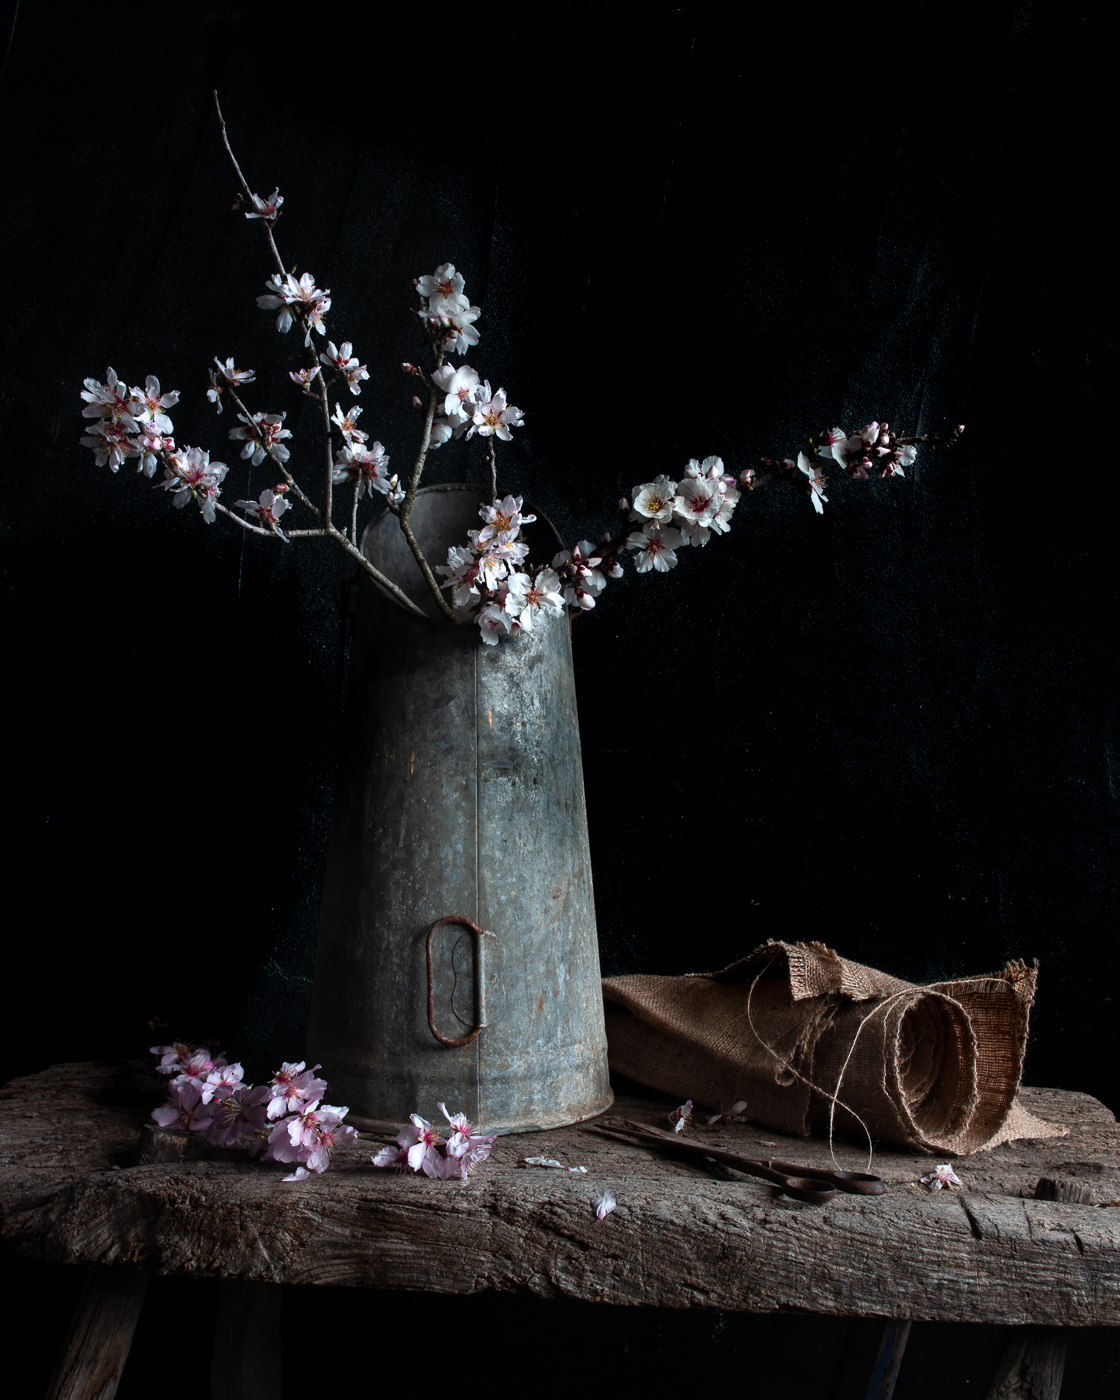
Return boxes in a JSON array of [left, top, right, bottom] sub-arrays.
[[305, 484, 612, 1134]]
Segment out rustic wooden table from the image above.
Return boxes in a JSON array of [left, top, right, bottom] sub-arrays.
[[3, 1061, 1119, 1399]]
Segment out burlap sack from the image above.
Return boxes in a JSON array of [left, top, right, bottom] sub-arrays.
[[602, 941, 1066, 1154]]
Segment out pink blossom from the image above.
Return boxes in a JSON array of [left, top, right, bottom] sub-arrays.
[[265, 1102, 357, 1174], [401, 1115, 447, 1176], [265, 1062, 329, 1121], [152, 1081, 212, 1133], [437, 1102, 496, 1179], [372, 1141, 412, 1171], [200, 1062, 246, 1105], [245, 188, 283, 220], [204, 1083, 271, 1148], [151, 1042, 196, 1075]]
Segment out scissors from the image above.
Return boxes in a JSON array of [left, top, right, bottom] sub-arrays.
[[584, 1120, 885, 1205]]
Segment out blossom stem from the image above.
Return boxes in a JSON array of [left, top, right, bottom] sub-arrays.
[[314, 361, 335, 527], [212, 91, 285, 279], [213, 388, 429, 619], [350, 480, 359, 546], [487, 438, 497, 504]]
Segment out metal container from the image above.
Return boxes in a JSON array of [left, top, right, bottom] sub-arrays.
[[306, 483, 613, 1134]]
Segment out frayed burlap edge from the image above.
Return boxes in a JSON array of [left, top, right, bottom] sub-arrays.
[[602, 940, 1067, 1154]]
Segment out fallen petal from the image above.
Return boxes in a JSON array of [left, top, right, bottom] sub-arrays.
[[281, 1167, 310, 1183], [592, 1188, 617, 1222]]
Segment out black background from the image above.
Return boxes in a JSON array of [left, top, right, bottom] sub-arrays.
[[2, 2, 1117, 1393]]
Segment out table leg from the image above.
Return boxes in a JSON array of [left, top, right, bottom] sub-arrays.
[[983, 1326, 1068, 1400], [44, 1265, 151, 1400], [829, 1318, 912, 1400], [210, 1279, 282, 1400]]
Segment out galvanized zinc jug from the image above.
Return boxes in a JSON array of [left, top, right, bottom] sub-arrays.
[[306, 483, 613, 1133]]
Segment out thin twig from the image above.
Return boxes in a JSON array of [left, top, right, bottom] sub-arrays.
[[212, 91, 284, 278], [350, 480, 359, 546], [487, 438, 497, 503]]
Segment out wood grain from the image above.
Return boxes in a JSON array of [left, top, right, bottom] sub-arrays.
[[4, 1063, 1120, 1326]]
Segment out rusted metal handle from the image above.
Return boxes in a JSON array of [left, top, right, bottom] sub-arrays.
[[427, 915, 492, 1048]]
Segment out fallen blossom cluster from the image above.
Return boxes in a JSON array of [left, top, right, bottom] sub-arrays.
[[150, 1042, 358, 1182], [372, 1102, 496, 1181], [919, 1163, 963, 1192], [79, 94, 964, 639]]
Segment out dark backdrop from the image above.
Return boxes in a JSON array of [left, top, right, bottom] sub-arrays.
[[2, 2, 1116, 1392]]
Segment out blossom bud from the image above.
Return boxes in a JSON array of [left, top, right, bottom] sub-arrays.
[[401, 362, 419, 375], [955, 425, 966, 435], [618, 497, 630, 513], [605, 559, 624, 580], [599, 531, 612, 546], [412, 395, 425, 414], [740, 469, 756, 487]]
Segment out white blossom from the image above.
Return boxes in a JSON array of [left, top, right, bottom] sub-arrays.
[[478, 603, 511, 645], [797, 451, 829, 513], [477, 493, 536, 545], [437, 545, 483, 610], [431, 363, 480, 421], [332, 404, 368, 443], [631, 475, 677, 524], [920, 1164, 963, 1193], [230, 411, 293, 467], [132, 375, 179, 434], [627, 520, 683, 573], [235, 487, 291, 541], [469, 383, 524, 441], [245, 188, 283, 220], [157, 446, 228, 523], [332, 441, 389, 499], [80, 419, 138, 472], [417, 263, 468, 316], [319, 341, 369, 395], [506, 569, 564, 630]]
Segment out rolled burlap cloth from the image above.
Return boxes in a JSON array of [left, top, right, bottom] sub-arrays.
[[602, 941, 1066, 1154]]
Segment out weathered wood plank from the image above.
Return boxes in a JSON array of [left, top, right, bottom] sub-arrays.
[[4, 1063, 1120, 1327], [44, 1265, 150, 1400]]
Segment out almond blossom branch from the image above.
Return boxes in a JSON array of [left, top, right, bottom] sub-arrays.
[[487, 438, 497, 503], [212, 91, 284, 280]]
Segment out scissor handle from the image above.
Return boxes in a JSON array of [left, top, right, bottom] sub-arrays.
[[769, 1160, 886, 1195]]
